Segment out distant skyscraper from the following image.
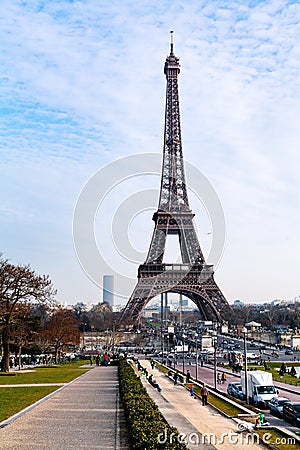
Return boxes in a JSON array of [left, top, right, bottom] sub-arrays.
[[103, 275, 114, 307]]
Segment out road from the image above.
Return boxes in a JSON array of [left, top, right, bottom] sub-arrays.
[[172, 360, 300, 434]]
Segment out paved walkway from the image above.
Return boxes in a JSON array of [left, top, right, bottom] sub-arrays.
[[139, 359, 264, 450], [0, 361, 286, 450], [0, 366, 130, 450]]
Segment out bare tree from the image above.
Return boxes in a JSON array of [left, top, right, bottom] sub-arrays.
[[0, 254, 56, 372], [42, 307, 80, 363], [10, 302, 39, 369], [88, 302, 113, 331]]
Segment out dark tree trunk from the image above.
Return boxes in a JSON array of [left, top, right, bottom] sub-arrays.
[[55, 347, 59, 364], [18, 344, 22, 370], [1, 327, 10, 372]]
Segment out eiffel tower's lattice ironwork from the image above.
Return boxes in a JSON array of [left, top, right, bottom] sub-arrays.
[[120, 32, 231, 325]]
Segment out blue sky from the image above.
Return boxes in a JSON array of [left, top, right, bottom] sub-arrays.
[[1, 0, 300, 306]]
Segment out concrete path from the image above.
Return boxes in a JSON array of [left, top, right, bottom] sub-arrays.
[[0, 366, 130, 450], [139, 359, 264, 450]]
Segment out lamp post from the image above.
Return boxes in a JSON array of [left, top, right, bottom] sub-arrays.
[[213, 336, 217, 390], [173, 335, 177, 369], [82, 322, 87, 351], [182, 335, 185, 375], [112, 320, 116, 355], [195, 337, 198, 381], [242, 326, 249, 404], [160, 293, 164, 355]]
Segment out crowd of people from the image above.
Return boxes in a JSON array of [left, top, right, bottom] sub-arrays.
[[135, 359, 162, 393], [89, 351, 111, 366]]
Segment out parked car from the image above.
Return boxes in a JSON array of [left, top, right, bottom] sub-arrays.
[[285, 349, 294, 355], [268, 397, 291, 418], [227, 382, 243, 400], [283, 402, 300, 426]]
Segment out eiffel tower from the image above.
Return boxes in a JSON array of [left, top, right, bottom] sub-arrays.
[[120, 32, 231, 325]]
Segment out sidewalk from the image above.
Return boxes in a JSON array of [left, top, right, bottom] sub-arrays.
[[139, 359, 264, 450], [0, 366, 130, 450]]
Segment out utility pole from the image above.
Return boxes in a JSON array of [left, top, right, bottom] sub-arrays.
[[179, 294, 182, 327], [243, 327, 249, 404]]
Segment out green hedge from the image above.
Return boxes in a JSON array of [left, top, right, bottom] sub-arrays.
[[119, 359, 188, 450]]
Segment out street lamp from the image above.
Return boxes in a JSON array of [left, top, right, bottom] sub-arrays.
[[213, 335, 217, 390], [195, 336, 198, 381], [242, 326, 249, 404], [82, 322, 87, 350], [182, 335, 185, 375], [112, 320, 116, 355]]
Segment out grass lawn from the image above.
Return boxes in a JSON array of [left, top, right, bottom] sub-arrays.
[[0, 360, 91, 423], [188, 383, 245, 416], [0, 386, 58, 422], [0, 360, 90, 385]]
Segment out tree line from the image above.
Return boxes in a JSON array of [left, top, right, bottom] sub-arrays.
[[0, 254, 114, 373]]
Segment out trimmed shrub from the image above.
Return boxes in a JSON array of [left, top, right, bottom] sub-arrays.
[[119, 359, 188, 449]]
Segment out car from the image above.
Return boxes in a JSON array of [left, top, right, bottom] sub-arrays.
[[268, 397, 291, 418], [283, 401, 300, 426], [227, 382, 243, 400], [285, 349, 294, 355]]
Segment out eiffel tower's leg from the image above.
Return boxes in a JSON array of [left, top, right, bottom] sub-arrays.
[[179, 222, 205, 265], [146, 228, 166, 264]]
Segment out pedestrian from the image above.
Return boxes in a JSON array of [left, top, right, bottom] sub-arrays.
[[189, 383, 194, 396], [201, 383, 209, 405], [152, 379, 162, 393], [173, 371, 178, 385], [186, 370, 191, 383], [150, 360, 155, 370], [221, 372, 226, 384], [217, 372, 221, 384], [103, 352, 110, 366], [254, 416, 261, 430], [96, 355, 100, 366]]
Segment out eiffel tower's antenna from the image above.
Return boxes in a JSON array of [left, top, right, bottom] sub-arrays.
[[170, 30, 174, 55]]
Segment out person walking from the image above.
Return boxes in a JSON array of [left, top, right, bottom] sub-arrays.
[[201, 384, 209, 405], [103, 352, 110, 366], [217, 372, 221, 384], [189, 383, 194, 397], [221, 372, 226, 384], [186, 370, 191, 383], [173, 371, 178, 385]]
